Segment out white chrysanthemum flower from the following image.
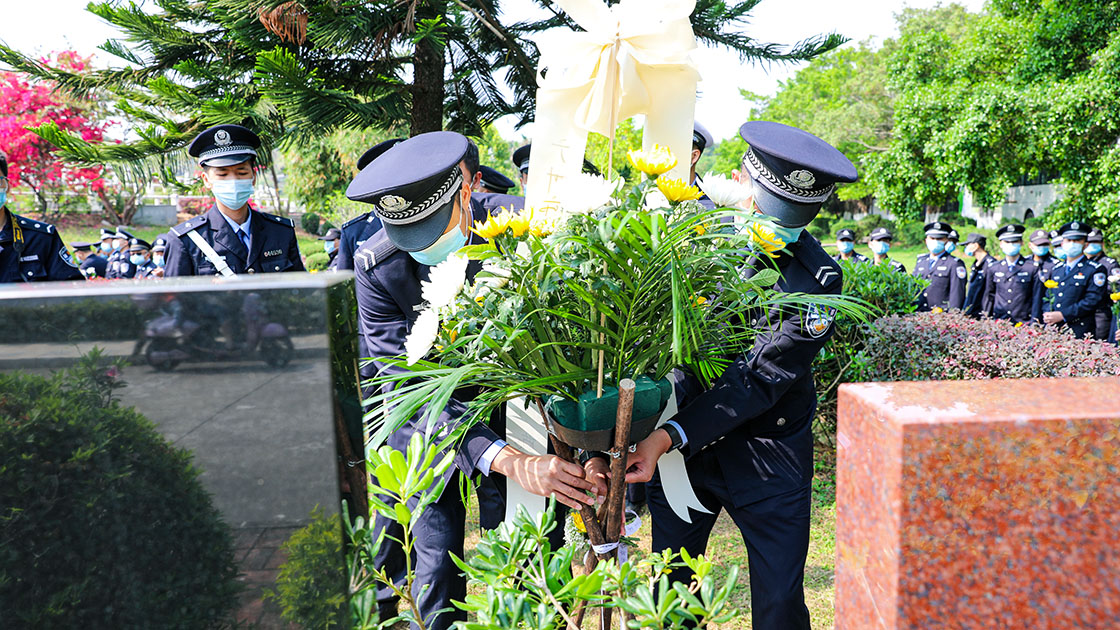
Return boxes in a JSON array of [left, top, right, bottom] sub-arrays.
[[421, 253, 468, 310], [405, 308, 440, 365], [644, 189, 670, 210], [476, 259, 510, 289], [563, 174, 621, 215], [699, 172, 751, 208]]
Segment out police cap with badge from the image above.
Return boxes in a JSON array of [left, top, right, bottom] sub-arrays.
[[151, 236, 168, 253], [1088, 227, 1105, 243], [319, 227, 342, 241], [1029, 229, 1050, 246], [835, 228, 856, 242], [357, 138, 404, 172], [693, 121, 714, 154], [512, 143, 601, 176], [996, 224, 1025, 242], [869, 226, 893, 241], [129, 237, 151, 251], [478, 165, 516, 194], [70, 241, 93, 253], [347, 131, 469, 252], [965, 232, 987, 247], [188, 124, 260, 167], [100, 228, 115, 242], [738, 121, 858, 227], [1058, 221, 1090, 240], [923, 221, 952, 238], [115, 226, 136, 241]]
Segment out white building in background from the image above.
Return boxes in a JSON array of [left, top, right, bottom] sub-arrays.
[[959, 182, 1064, 229]]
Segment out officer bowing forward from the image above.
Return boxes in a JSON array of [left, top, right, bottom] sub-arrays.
[[914, 221, 967, 311], [981, 224, 1043, 324], [616, 121, 856, 630], [164, 125, 304, 276], [0, 153, 82, 283], [1043, 222, 1107, 338], [347, 131, 599, 630]]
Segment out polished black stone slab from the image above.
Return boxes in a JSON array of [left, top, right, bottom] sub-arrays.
[[0, 273, 361, 628]]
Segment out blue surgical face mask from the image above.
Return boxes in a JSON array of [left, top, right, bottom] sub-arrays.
[[153, 254, 165, 267], [999, 242, 1021, 257], [112, 239, 126, 252], [1055, 245, 1067, 260], [771, 225, 803, 247], [945, 241, 957, 254], [211, 177, 255, 210], [927, 239, 946, 255], [409, 216, 468, 266], [324, 240, 336, 254], [870, 240, 890, 256], [0, 190, 6, 208], [129, 253, 146, 265], [1086, 243, 1102, 256], [837, 241, 854, 254], [100, 241, 113, 253], [1030, 245, 1049, 257], [1064, 241, 1084, 258]]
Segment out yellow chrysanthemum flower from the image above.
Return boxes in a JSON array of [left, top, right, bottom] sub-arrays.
[[656, 177, 703, 203], [693, 222, 707, 236], [692, 295, 708, 307], [748, 223, 786, 254], [508, 210, 531, 237], [1014, 322, 1023, 327], [1111, 291, 1120, 302], [572, 512, 587, 533], [932, 307, 944, 314], [1044, 279, 1059, 289], [627, 144, 678, 176], [472, 210, 512, 239]]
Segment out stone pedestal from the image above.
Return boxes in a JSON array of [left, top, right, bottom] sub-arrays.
[[836, 378, 1120, 629]]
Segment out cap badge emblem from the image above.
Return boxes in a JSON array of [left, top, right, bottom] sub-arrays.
[[379, 195, 408, 213], [785, 169, 816, 189], [1072, 222, 1080, 230], [215, 129, 232, 146]]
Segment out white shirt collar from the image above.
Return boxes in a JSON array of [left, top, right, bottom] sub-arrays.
[[219, 209, 251, 237]]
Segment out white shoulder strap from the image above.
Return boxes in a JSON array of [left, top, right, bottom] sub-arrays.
[[185, 230, 236, 277]]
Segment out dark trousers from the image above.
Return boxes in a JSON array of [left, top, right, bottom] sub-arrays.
[[647, 451, 812, 630], [1095, 309, 1113, 341]]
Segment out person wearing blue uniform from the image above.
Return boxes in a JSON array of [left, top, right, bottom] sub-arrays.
[[946, 229, 960, 255], [1085, 228, 1119, 340], [1029, 229, 1056, 279], [914, 221, 966, 311], [867, 226, 906, 272], [335, 138, 404, 272], [164, 125, 304, 277], [97, 227, 114, 258], [832, 228, 868, 264], [981, 224, 1043, 324], [106, 226, 136, 279], [145, 235, 168, 278], [347, 131, 599, 630], [616, 121, 855, 630], [72, 241, 108, 279], [319, 227, 341, 271], [689, 122, 716, 210], [1042, 222, 1107, 339], [962, 233, 993, 317], [472, 165, 525, 215], [0, 153, 82, 283], [129, 238, 159, 279]]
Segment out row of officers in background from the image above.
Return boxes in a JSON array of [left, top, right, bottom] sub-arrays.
[[832, 220, 1119, 340]]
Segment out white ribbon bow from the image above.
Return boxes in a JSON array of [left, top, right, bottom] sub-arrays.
[[525, 0, 701, 214]]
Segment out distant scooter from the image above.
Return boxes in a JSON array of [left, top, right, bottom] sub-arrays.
[[140, 293, 294, 371]]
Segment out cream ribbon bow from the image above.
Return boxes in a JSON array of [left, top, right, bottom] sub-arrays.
[[525, 0, 701, 214]]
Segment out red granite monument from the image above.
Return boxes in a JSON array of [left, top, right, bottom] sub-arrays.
[[836, 378, 1120, 629]]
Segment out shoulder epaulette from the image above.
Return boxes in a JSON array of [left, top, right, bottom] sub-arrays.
[[259, 212, 295, 228], [14, 215, 54, 235], [795, 237, 842, 288], [353, 230, 398, 273], [169, 215, 208, 238], [341, 212, 372, 230]]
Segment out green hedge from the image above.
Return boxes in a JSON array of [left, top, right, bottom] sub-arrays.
[[0, 352, 240, 628]]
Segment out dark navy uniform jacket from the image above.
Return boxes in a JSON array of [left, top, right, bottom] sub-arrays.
[[832, 252, 868, 265], [670, 231, 841, 507], [915, 252, 966, 311], [115, 257, 139, 279], [164, 205, 304, 276], [133, 260, 159, 279], [336, 212, 383, 271], [0, 210, 82, 283], [1088, 253, 1119, 339], [79, 253, 108, 279], [105, 249, 125, 279], [982, 256, 1043, 323], [1045, 255, 1107, 339], [963, 255, 994, 317], [472, 192, 525, 215], [1033, 253, 1057, 279], [354, 203, 499, 483]]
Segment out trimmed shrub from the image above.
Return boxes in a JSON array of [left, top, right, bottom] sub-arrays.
[[306, 251, 332, 271], [807, 215, 832, 240], [865, 311, 1120, 381], [893, 220, 926, 248], [266, 507, 348, 629], [301, 211, 322, 235], [0, 352, 240, 628]]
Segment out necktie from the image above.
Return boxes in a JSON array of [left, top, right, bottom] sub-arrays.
[[238, 229, 249, 252]]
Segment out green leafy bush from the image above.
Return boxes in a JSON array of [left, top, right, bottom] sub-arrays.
[[893, 220, 926, 248], [813, 261, 927, 445], [267, 507, 348, 629], [306, 251, 332, 271], [807, 215, 832, 240], [0, 351, 240, 628], [302, 211, 322, 235], [865, 311, 1120, 380]]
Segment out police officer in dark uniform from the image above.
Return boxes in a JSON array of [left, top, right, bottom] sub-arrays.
[[106, 226, 136, 279], [149, 235, 168, 278], [961, 233, 992, 317], [689, 122, 716, 210], [472, 165, 525, 215], [1042, 222, 1107, 339], [1085, 228, 1119, 339], [72, 241, 108, 279], [319, 227, 341, 270], [476, 165, 516, 195], [0, 153, 82, 283], [347, 131, 598, 630], [335, 138, 403, 271], [97, 227, 115, 258], [981, 224, 1043, 324], [164, 125, 304, 276], [867, 226, 906, 272], [914, 221, 966, 311], [832, 228, 868, 263], [618, 121, 856, 630], [946, 229, 961, 256], [1028, 229, 1056, 278], [129, 238, 159, 278]]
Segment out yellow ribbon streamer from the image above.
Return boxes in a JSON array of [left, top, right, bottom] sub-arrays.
[[525, 0, 701, 214]]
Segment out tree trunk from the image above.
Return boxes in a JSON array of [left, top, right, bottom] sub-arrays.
[[410, 1, 447, 136]]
